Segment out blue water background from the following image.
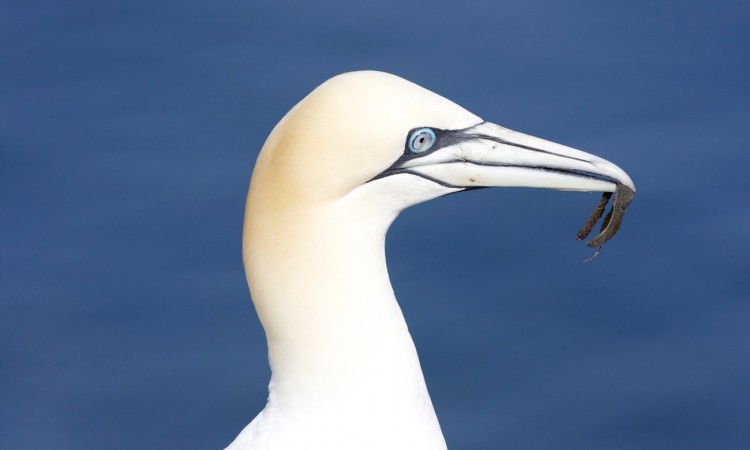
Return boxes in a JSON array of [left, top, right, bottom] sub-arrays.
[[2, 1, 749, 449]]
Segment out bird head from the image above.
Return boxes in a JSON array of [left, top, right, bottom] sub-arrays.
[[248, 71, 634, 218]]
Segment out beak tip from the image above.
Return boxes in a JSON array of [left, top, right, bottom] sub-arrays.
[[592, 159, 636, 193]]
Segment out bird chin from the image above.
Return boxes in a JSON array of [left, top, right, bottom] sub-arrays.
[[344, 172, 462, 213]]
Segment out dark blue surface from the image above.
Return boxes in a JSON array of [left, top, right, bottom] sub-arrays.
[[2, 1, 749, 449]]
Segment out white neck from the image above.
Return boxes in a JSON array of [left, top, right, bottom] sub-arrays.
[[236, 177, 454, 449]]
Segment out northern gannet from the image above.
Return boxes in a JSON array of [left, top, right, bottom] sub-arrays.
[[226, 71, 635, 450]]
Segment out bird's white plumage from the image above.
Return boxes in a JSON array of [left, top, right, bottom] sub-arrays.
[[226, 71, 634, 450]]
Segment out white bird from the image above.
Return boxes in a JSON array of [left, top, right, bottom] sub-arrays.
[[226, 71, 635, 450]]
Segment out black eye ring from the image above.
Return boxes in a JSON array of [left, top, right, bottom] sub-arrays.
[[407, 128, 436, 153]]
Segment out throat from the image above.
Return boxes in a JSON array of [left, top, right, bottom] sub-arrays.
[[244, 200, 443, 443], [262, 224, 431, 408], [268, 290, 432, 416]]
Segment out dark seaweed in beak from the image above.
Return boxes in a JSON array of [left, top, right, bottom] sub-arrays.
[[576, 182, 635, 260]]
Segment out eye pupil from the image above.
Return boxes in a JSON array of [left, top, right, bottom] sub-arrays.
[[408, 128, 436, 153]]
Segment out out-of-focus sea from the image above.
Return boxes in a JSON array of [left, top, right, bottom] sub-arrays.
[[2, 1, 748, 449]]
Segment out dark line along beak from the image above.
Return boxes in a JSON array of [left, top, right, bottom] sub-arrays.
[[392, 122, 634, 193], [382, 121, 636, 250]]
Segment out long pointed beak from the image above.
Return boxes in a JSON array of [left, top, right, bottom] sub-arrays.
[[395, 122, 635, 193]]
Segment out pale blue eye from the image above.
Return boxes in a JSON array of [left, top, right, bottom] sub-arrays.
[[408, 128, 436, 153]]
